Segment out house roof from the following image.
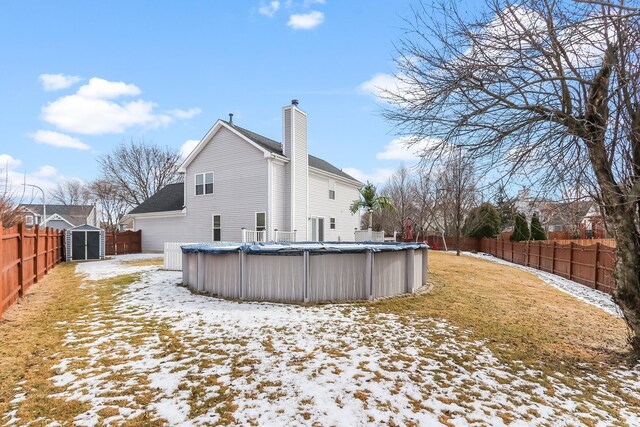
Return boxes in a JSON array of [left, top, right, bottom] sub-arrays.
[[229, 122, 359, 183], [128, 182, 185, 215], [20, 204, 93, 226]]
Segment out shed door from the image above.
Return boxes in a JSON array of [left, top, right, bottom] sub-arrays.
[[86, 231, 100, 260], [72, 232, 86, 260]]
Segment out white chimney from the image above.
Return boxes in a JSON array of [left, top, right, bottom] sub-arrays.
[[283, 99, 308, 240]]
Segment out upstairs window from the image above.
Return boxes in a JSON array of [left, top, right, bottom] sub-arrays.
[[195, 172, 214, 195], [329, 180, 336, 200]]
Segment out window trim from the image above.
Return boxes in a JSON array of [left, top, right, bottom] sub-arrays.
[[195, 171, 215, 196], [328, 179, 336, 200], [212, 214, 221, 242], [330, 217, 336, 230]]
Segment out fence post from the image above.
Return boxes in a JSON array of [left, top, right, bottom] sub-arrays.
[[568, 242, 574, 280], [526, 241, 530, 266], [593, 242, 600, 290], [44, 227, 50, 273], [18, 223, 24, 297], [33, 224, 39, 284], [0, 222, 3, 319], [551, 241, 556, 275]]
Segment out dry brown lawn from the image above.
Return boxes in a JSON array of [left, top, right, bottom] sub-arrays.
[[370, 251, 630, 366], [0, 263, 140, 423]]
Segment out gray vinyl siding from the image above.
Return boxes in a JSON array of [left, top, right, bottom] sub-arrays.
[[185, 126, 268, 243], [134, 215, 191, 252], [308, 171, 360, 241]]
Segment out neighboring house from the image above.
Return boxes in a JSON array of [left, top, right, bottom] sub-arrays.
[[18, 204, 97, 231], [129, 100, 362, 251]]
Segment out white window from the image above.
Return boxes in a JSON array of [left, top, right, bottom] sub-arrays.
[[330, 217, 336, 229], [25, 215, 34, 226], [195, 172, 214, 195], [212, 214, 221, 241], [256, 212, 266, 232], [328, 180, 336, 200]]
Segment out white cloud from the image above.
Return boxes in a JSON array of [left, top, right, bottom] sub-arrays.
[[376, 136, 442, 161], [342, 167, 395, 185], [303, 0, 325, 6], [39, 73, 83, 91], [0, 153, 67, 195], [0, 154, 22, 170], [180, 139, 200, 159], [30, 130, 90, 150], [169, 108, 202, 119], [259, 1, 280, 17], [39, 77, 198, 135], [33, 165, 59, 178], [76, 77, 141, 99], [287, 11, 324, 30]]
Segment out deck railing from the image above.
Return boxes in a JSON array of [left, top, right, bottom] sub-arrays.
[[274, 230, 296, 242], [242, 229, 266, 243], [354, 229, 385, 242]]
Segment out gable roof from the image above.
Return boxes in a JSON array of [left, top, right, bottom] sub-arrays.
[[181, 119, 359, 183], [230, 122, 359, 182], [128, 182, 185, 215], [20, 204, 94, 226]]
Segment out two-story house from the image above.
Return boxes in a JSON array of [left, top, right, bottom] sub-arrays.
[[18, 204, 97, 230], [128, 100, 362, 251]]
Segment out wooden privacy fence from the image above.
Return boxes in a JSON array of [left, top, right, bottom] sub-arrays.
[[480, 238, 616, 294], [105, 230, 142, 255], [1, 223, 65, 319]]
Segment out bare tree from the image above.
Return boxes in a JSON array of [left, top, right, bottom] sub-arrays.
[[0, 167, 20, 226], [97, 139, 181, 208], [384, 0, 640, 352], [433, 149, 479, 254], [89, 179, 128, 231], [380, 166, 417, 236], [49, 179, 93, 205]]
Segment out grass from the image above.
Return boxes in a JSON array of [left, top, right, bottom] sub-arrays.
[[0, 263, 142, 424], [122, 257, 163, 267], [369, 251, 630, 366], [0, 251, 635, 425]]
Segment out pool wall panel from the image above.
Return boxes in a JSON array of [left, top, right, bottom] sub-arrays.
[[308, 253, 367, 302], [244, 254, 304, 301]]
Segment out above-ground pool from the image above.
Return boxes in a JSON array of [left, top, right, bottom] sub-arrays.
[[181, 242, 429, 303]]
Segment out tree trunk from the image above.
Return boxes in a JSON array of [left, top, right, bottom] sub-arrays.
[[611, 212, 640, 353]]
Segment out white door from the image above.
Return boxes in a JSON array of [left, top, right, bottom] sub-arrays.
[[310, 217, 325, 242]]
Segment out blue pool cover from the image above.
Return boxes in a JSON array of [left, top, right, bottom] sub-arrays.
[[181, 241, 429, 255]]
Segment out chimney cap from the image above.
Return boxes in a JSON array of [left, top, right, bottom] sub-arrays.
[[291, 99, 299, 106], [228, 113, 234, 125]]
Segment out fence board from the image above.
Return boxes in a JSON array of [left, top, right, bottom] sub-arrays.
[[481, 238, 618, 295], [105, 230, 142, 255], [0, 222, 64, 319]]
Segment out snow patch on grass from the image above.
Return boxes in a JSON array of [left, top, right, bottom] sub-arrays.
[[464, 252, 622, 317], [33, 264, 639, 426]]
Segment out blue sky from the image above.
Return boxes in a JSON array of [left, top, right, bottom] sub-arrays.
[[0, 0, 437, 200]]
